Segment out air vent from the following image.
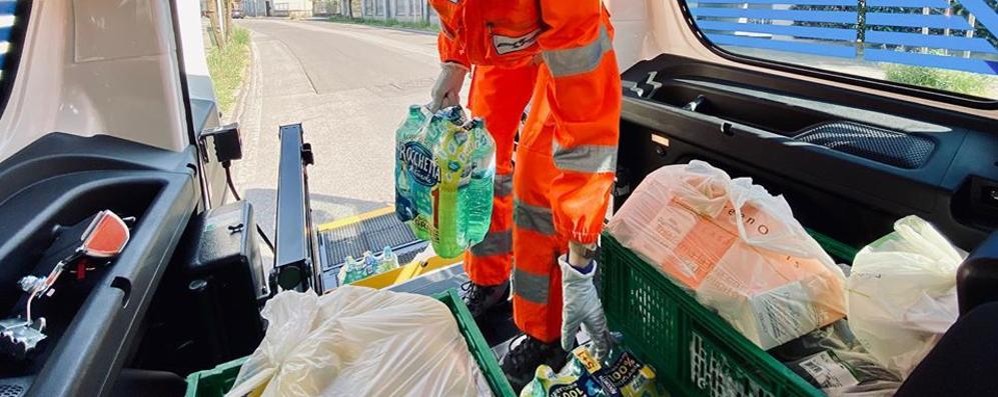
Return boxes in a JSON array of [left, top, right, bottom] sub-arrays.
[[794, 121, 934, 169]]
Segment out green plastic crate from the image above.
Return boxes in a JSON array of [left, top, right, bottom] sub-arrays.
[[184, 289, 516, 397], [599, 233, 827, 397]]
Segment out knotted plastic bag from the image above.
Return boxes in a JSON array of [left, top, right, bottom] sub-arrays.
[[226, 286, 491, 397], [846, 215, 966, 378], [607, 160, 847, 349]]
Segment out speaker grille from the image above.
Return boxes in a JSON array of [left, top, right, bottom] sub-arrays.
[[0, 384, 25, 397], [794, 121, 934, 169]]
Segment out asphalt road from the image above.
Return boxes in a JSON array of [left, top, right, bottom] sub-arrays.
[[231, 19, 460, 235]]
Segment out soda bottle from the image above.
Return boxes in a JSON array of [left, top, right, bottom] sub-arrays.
[[463, 118, 496, 245], [432, 110, 473, 258], [378, 246, 400, 273], [395, 105, 426, 223]]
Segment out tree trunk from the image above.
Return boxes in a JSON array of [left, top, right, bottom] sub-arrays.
[[206, 0, 225, 50], [224, 0, 234, 42]]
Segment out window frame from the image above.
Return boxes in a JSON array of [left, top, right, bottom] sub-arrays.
[[674, 0, 998, 110], [0, 0, 32, 117]]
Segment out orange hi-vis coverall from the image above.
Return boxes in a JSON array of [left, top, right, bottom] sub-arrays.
[[430, 0, 622, 343]]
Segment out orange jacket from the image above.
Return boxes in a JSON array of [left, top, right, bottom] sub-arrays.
[[430, 0, 613, 70]]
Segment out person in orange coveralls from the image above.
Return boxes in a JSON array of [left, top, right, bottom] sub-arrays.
[[426, 0, 622, 389]]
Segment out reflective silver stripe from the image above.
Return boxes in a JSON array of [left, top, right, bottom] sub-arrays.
[[552, 142, 618, 173], [470, 229, 512, 257], [514, 200, 555, 236], [542, 25, 612, 78], [494, 173, 513, 197], [512, 267, 549, 304]]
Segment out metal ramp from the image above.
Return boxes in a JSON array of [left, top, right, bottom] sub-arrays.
[[318, 207, 429, 288]]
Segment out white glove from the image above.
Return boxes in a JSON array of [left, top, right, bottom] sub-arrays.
[[429, 62, 468, 112], [559, 255, 613, 359]]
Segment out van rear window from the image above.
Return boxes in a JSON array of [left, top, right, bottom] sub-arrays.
[[681, 0, 998, 101], [0, 1, 27, 108]]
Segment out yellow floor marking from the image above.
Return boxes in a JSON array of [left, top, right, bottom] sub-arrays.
[[317, 206, 397, 232]]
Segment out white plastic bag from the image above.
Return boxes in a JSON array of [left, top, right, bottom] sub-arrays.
[[607, 160, 847, 349], [226, 286, 492, 397], [846, 215, 966, 378]]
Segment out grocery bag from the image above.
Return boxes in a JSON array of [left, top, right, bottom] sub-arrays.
[[769, 320, 902, 396], [846, 215, 966, 378], [226, 287, 492, 397], [394, 105, 495, 258], [607, 160, 847, 349]]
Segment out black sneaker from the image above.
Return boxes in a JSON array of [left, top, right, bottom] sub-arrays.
[[500, 334, 570, 392], [460, 281, 509, 318]]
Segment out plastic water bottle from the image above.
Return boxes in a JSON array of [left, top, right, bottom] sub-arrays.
[[339, 255, 370, 285], [378, 246, 400, 273], [432, 113, 472, 258], [362, 251, 379, 275], [463, 118, 496, 245], [395, 105, 426, 223], [403, 112, 444, 241]]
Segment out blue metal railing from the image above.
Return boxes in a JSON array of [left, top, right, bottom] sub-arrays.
[[688, 0, 998, 76]]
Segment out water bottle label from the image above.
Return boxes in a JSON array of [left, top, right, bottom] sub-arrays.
[[399, 141, 439, 186]]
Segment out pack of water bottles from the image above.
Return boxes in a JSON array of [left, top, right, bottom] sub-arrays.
[[337, 246, 400, 285], [394, 105, 496, 259]]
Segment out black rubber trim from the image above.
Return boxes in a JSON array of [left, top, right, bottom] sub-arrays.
[[672, 0, 998, 110]]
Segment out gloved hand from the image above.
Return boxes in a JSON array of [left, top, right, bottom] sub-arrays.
[[559, 255, 613, 359], [429, 62, 468, 112]]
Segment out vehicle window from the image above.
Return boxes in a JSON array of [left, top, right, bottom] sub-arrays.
[[683, 0, 998, 101], [0, 1, 27, 105]]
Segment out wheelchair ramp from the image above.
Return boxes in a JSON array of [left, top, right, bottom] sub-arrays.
[[318, 207, 429, 288]]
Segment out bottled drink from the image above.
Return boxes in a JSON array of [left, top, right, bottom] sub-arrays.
[[402, 111, 444, 241], [378, 246, 400, 273], [338, 255, 370, 285], [395, 105, 427, 223], [432, 111, 472, 258], [463, 118, 496, 245], [362, 251, 379, 275]]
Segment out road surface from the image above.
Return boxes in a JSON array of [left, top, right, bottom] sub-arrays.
[[232, 19, 455, 235]]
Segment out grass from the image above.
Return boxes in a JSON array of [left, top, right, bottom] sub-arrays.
[[207, 27, 252, 115], [327, 15, 436, 32], [883, 62, 998, 100]]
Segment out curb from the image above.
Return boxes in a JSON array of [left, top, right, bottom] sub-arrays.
[[316, 19, 438, 37]]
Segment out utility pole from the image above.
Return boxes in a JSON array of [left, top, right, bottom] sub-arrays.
[[216, 0, 227, 38]]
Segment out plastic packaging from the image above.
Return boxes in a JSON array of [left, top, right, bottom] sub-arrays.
[[520, 343, 667, 397], [337, 255, 371, 285], [394, 105, 495, 258], [770, 320, 902, 396], [846, 215, 966, 378], [395, 105, 428, 223], [606, 160, 847, 349], [377, 246, 400, 273], [463, 118, 496, 242], [225, 286, 492, 397]]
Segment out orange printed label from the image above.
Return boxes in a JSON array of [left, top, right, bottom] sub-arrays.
[[658, 201, 767, 289]]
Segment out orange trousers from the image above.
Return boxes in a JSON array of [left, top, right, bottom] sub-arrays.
[[464, 37, 621, 343]]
